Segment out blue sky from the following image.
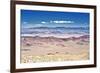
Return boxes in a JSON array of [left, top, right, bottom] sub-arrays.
[[21, 9, 90, 28]]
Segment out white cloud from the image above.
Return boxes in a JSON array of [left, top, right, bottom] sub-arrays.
[[41, 21, 46, 24], [50, 20, 74, 24], [40, 20, 74, 24]]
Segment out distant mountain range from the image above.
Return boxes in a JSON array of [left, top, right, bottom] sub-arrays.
[[26, 27, 89, 30]]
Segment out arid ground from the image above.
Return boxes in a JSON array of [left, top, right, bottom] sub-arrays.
[[20, 35, 89, 63]]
